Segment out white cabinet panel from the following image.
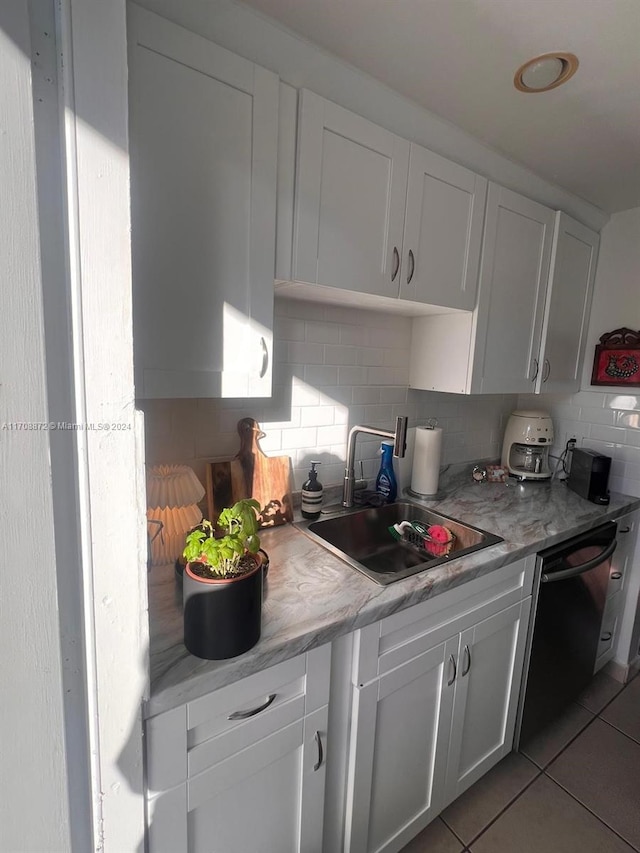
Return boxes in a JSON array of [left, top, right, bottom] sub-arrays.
[[537, 212, 599, 393], [401, 146, 487, 310], [129, 5, 278, 398], [472, 184, 555, 393], [145, 647, 330, 853], [445, 598, 531, 803], [345, 558, 532, 853], [292, 91, 487, 312], [344, 639, 457, 853], [609, 511, 640, 672], [293, 90, 409, 299]]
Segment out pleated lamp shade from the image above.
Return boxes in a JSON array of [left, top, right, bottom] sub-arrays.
[[146, 465, 205, 565]]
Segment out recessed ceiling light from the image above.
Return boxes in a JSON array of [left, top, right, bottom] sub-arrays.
[[514, 52, 579, 93]]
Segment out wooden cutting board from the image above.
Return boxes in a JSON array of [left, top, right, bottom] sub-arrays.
[[206, 418, 293, 528]]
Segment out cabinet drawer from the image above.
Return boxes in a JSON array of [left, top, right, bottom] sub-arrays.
[[147, 645, 331, 793], [187, 655, 306, 745]]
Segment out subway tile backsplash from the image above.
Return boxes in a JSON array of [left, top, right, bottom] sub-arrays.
[[519, 391, 640, 498], [140, 298, 517, 491]]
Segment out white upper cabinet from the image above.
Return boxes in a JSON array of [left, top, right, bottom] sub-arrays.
[[128, 5, 278, 399], [292, 90, 487, 310], [293, 90, 410, 299], [471, 184, 555, 393], [400, 146, 487, 310], [410, 185, 600, 395], [536, 212, 599, 394]]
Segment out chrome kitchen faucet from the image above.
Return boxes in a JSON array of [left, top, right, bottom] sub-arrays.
[[342, 416, 408, 508]]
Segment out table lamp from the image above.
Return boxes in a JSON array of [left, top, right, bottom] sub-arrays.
[[146, 464, 205, 565]]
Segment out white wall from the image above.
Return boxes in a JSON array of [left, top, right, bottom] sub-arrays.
[[521, 207, 640, 497], [0, 2, 71, 848], [142, 298, 517, 493]]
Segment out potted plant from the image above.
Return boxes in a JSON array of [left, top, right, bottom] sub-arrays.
[[182, 498, 265, 660]]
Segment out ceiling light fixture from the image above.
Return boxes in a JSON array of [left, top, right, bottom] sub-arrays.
[[514, 52, 579, 93]]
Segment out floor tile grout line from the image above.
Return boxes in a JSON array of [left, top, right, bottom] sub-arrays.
[[597, 714, 640, 748], [446, 765, 546, 850], [542, 769, 640, 853], [529, 709, 600, 772]]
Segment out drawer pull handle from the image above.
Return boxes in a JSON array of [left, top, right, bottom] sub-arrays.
[[543, 359, 551, 382], [391, 246, 400, 282], [447, 654, 457, 686], [314, 730, 324, 771], [601, 632, 612, 642], [228, 693, 276, 720], [611, 572, 623, 580], [462, 644, 471, 677]]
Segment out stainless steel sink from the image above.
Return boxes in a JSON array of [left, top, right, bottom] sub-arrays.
[[297, 501, 503, 585]]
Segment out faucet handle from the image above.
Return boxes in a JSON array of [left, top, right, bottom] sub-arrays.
[[393, 416, 408, 458]]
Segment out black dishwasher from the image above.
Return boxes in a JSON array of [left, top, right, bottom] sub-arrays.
[[517, 521, 617, 747]]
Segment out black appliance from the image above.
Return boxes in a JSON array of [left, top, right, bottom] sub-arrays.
[[567, 447, 611, 505], [516, 521, 617, 747]]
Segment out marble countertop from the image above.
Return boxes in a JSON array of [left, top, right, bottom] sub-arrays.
[[146, 471, 640, 718]]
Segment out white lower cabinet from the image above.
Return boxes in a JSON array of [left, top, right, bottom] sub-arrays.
[[144, 561, 535, 853], [145, 646, 330, 853], [444, 599, 531, 803], [604, 510, 640, 673], [343, 558, 533, 853]]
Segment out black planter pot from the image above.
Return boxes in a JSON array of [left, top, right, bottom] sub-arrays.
[[183, 557, 263, 660]]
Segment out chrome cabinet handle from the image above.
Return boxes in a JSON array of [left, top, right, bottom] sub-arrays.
[[601, 632, 612, 642], [228, 693, 276, 720], [462, 644, 471, 677], [611, 572, 623, 580], [531, 358, 539, 382], [391, 246, 400, 282], [313, 730, 324, 771], [407, 249, 415, 284], [543, 359, 551, 382], [259, 336, 269, 379], [447, 654, 457, 686]]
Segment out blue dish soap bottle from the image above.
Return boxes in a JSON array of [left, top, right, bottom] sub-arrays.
[[376, 440, 398, 503], [301, 460, 323, 519]]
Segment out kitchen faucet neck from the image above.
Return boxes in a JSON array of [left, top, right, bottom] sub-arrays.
[[342, 416, 408, 508]]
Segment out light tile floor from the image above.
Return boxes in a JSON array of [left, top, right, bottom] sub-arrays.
[[400, 670, 640, 853]]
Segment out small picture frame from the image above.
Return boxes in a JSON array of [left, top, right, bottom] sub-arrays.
[[486, 465, 508, 483], [591, 328, 640, 387]]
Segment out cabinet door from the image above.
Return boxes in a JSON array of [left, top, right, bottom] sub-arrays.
[[536, 212, 600, 393], [177, 706, 327, 853], [610, 512, 640, 668], [471, 184, 555, 393], [293, 90, 410, 299], [128, 6, 278, 399], [344, 637, 458, 853], [445, 598, 531, 804], [400, 145, 487, 310]]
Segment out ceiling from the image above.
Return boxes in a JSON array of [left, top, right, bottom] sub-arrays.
[[239, 0, 640, 214]]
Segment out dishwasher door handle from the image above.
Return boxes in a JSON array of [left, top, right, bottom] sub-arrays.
[[541, 539, 617, 583]]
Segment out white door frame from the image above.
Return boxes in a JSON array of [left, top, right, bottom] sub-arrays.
[[3, 0, 149, 849], [58, 0, 149, 849]]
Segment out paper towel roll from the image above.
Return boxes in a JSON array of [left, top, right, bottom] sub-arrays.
[[411, 426, 443, 496]]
